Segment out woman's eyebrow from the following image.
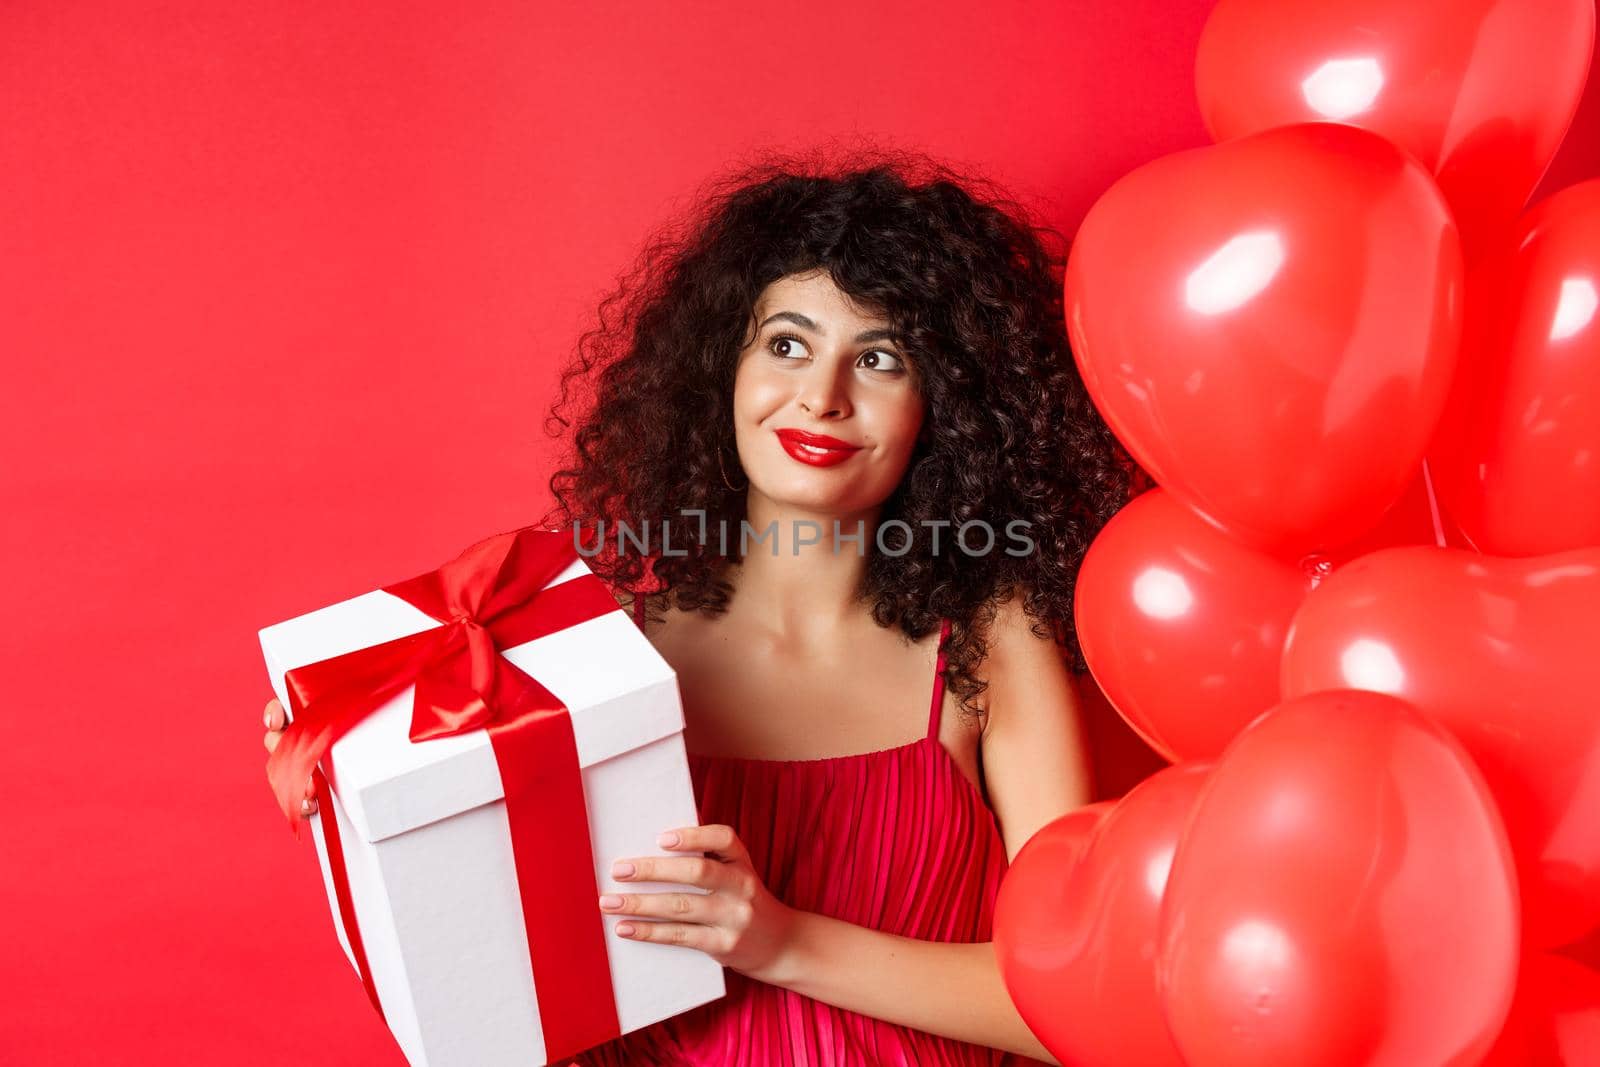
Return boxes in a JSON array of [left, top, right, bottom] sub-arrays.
[[759, 310, 901, 344]]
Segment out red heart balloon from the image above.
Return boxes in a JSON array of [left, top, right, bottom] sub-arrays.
[[1480, 954, 1600, 1067], [1196, 0, 1595, 260], [992, 803, 1111, 1059], [1429, 179, 1600, 556], [995, 766, 1210, 1067], [1066, 122, 1462, 558], [1076, 487, 1314, 761], [1076, 479, 1463, 764], [1158, 690, 1520, 1067], [1282, 545, 1600, 949]]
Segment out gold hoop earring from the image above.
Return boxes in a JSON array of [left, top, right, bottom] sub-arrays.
[[719, 448, 747, 491]]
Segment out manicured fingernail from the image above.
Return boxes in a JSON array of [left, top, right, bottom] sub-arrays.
[[265, 708, 274, 728], [612, 861, 635, 878], [615, 923, 634, 936], [657, 830, 679, 847], [599, 894, 623, 909], [300, 798, 315, 815]]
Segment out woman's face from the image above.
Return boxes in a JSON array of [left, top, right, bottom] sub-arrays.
[[732, 270, 925, 517]]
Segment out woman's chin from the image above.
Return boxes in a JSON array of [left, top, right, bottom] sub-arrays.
[[752, 478, 871, 520]]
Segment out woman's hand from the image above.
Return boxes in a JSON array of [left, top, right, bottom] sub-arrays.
[[262, 697, 318, 818], [602, 823, 798, 982]]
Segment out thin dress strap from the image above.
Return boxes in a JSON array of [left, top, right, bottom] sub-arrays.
[[927, 617, 951, 741]]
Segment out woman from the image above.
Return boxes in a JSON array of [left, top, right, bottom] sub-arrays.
[[264, 147, 1134, 1065]]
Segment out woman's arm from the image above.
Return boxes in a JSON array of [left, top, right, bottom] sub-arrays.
[[759, 913, 1056, 1062], [978, 589, 1095, 860]]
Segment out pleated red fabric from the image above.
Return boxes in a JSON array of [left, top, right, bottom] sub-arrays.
[[564, 601, 1012, 1066]]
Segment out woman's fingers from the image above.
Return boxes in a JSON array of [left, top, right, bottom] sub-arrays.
[[611, 920, 729, 953], [612, 854, 728, 890], [599, 889, 716, 924], [263, 698, 286, 752], [261, 696, 317, 816], [659, 824, 747, 863]]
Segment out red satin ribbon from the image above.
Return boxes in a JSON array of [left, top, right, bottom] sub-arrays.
[[266, 526, 624, 1062], [311, 766, 384, 1021]]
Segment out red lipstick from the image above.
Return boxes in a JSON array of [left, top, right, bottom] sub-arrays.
[[775, 428, 862, 467]]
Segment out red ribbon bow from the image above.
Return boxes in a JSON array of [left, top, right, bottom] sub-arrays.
[[265, 525, 625, 1061]]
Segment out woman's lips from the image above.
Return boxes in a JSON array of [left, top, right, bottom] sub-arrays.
[[775, 428, 862, 468]]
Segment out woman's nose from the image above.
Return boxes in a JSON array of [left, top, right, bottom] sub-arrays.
[[797, 359, 851, 418]]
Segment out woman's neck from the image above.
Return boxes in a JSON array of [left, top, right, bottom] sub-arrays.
[[727, 489, 881, 641]]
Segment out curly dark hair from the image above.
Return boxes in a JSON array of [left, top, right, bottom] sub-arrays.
[[538, 143, 1141, 722]]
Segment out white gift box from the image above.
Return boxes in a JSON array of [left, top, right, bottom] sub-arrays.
[[259, 552, 726, 1067]]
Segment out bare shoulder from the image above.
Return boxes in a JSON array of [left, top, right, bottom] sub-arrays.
[[980, 587, 1060, 661], [975, 588, 1071, 719], [962, 586, 1079, 743]]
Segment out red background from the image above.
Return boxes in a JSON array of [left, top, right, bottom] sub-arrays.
[[4, 2, 1596, 1062]]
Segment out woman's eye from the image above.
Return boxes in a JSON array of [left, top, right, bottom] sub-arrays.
[[768, 332, 808, 359], [860, 349, 905, 373]]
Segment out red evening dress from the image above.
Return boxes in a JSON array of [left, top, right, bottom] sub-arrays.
[[564, 601, 1013, 1066]]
